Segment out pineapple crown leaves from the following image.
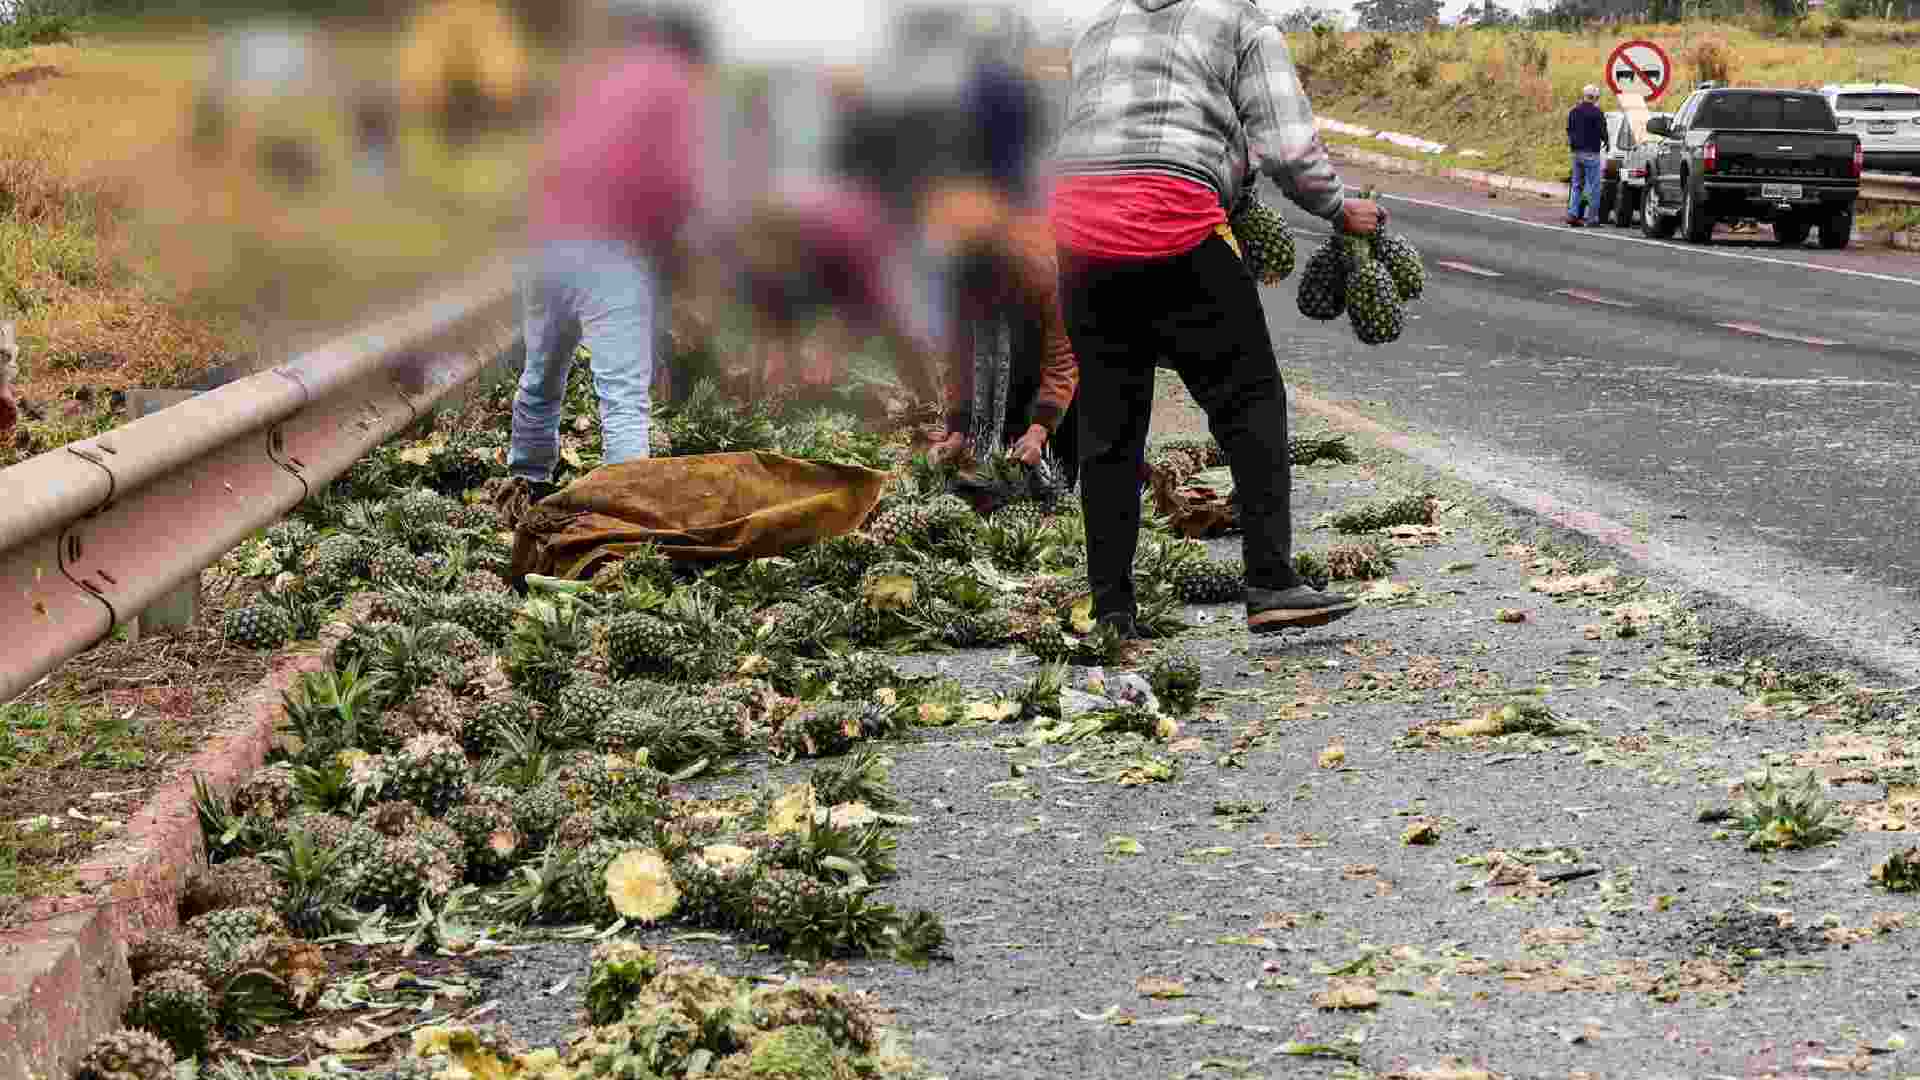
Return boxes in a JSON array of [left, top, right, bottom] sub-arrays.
[[1734, 769, 1846, 851]]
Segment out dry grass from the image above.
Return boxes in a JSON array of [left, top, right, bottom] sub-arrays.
[[1293, 21, 1920, 184], [0, 33, 531, 413]]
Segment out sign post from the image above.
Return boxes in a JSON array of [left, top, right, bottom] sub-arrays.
[[1605, 39, 1674, 103]]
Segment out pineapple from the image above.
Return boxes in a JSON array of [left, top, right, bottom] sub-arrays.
[[389, 683, 466, 745], [1295, 236, 1351, 321], [183, 856, 286, 918], [556, 839, 636, 925], [512, 783, 573, 847], [185, 905, 286, 958], [450, 591, 518, 645], [459, 569, 511, 595], [1173, 558, 1244, 605], [749, 980, 881, 1052], [865, 503, 926, 550], [383, 732, 471, 815], [556, 682, 621, 744], [466, 694, 534, 755], [223, 603, 292, 650], [123, 969, 216, 1060], [605, 612, 678, 679], [354, 833, 459, 907], [391, 487, 457, 527], [308, 533, 369, 588], [1374, 229, 1426, 301], [445, 801, 521, 882], [232, 764, 299, 820], [1345, 236, 1405, 345], [75, 1028, 176, 1080], [127, 933, 213, 983], [769, 702, 863, 759], [584, 940, 664, 1025], [264, 520, 317, 573], [425, 621, 487, 662], [745, 867, 828, 933], [1229, 190, 1297, 285], [594, 708, 657, 754]]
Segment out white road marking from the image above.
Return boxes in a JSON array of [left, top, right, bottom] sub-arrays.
[[1554, 288, 1636, 308], [1717, 321, 1843, 347], [1382, 192, 1920, 288], [1437, 260, 1503, 277]]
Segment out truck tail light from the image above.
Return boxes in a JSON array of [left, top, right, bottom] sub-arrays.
[[1629, 166, 1647, 179], [1703, 142, 1717, 173], [1853, 142, 1865, 177]]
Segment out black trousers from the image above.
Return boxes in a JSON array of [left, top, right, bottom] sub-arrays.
[[1059, 234, 1296, 619]]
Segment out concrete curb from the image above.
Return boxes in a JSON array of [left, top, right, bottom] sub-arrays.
[[0, 611, 356, 1080]]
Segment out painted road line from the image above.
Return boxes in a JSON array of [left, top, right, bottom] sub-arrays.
[[1555, 288, 1636, 308], [1437, 260, 1503, 277], [1383, 192, 1920, 288], [1717, 322, 1844, 347]]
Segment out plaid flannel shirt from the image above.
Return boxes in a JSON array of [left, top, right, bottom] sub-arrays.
[[1053, 0, 1345, 222]]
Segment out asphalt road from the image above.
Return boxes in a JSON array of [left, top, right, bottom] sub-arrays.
[[1263, 162, 1920, 676]]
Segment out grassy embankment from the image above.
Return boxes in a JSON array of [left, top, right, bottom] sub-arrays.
[[0, 32, 533, 467], [1290, 19, 1920, 224]]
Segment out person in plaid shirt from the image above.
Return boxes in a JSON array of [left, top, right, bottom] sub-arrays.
[[1050, 0, 1384, 638]]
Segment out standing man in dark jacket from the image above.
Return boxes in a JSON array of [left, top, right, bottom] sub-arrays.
[[1566, 85, 1609, 227], [1050, 0, 1383, 637]]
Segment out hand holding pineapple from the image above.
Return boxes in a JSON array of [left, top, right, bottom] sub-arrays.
[[1294, 188, 1423, 346]]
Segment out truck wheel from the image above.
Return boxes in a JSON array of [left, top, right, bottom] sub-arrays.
[[1818, 207, 1854, 250], [1614, 187, 1638, 228], [1682, 182, 1713, 244], [1772, 219, 1810, 247], [1641, 188, 1677, 239]]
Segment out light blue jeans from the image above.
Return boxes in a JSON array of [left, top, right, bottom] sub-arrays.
[[509, 239, 657, 481], [1569, 152, 1603, 224]]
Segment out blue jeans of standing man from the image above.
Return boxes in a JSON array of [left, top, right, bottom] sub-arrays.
[[1569, 151, 1603, 224], [509, 239, 657, 482]]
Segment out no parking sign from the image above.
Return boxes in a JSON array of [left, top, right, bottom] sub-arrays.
[[1605, 39, 1673, 102]]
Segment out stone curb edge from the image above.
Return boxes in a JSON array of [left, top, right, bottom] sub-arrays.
[[0, 604, 362, 1080]]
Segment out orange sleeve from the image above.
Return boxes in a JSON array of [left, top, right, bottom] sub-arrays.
[[1014, 220, 1079, 433]]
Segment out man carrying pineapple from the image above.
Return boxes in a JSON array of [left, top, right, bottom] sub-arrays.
[[1049, 0, 1383, 638]]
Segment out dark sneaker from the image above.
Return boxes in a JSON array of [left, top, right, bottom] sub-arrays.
[[1246, 586, 1357, 634]]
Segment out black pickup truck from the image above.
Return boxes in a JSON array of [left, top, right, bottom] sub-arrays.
[[1640, 87, 1862, 248]]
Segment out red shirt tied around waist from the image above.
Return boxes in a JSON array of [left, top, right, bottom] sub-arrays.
[[1049, 173, 1226, 262]]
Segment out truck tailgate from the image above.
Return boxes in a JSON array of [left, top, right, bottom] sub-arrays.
[[1711, 130, 1857, 180]]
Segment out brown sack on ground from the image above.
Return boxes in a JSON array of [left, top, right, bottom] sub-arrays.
[[502, 451, 888, 583]]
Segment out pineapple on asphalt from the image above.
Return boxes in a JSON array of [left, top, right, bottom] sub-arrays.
[[1230, 190, 1297, 285], [224, 603, 292, 650], [1173, 558, 1245, 605], [1345, 236, 1405, 345], [384, 732, 471, 815], [745, 867, 830, 935], [1374, 228, 1426, 301], [123, 969, 216, 1060], [76, 1029, 176, 1080], [1296, 235, 1352, 320]]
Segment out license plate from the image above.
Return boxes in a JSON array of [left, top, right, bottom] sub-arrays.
[[1761, 183, 1803, 200], [1871, 124, 1898, 134]]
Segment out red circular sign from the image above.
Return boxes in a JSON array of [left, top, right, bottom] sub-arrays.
[[1605, 39, 1673, 101]]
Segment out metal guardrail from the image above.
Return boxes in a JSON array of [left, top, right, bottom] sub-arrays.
[[1861, 172, 1920, 206], [0, 260, 518, 704]]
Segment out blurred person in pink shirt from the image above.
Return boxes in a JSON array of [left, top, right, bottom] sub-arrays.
[[508, 0, 711, 493]]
